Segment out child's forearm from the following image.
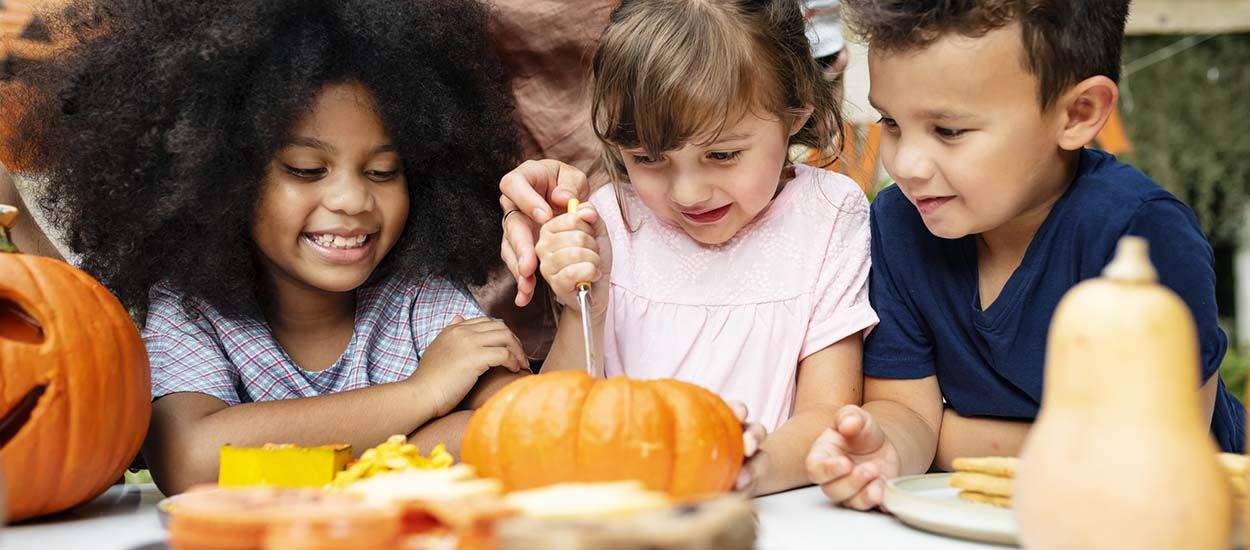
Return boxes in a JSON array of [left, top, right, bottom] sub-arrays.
[[864, 399, 941, 476], [757, 404, 841, 495], [460, 368, 531, 410], [408, 410, 475, 458], [146, 381, 443, 494], [932, 408, 1031, 470], [539, 306, 605, 374]]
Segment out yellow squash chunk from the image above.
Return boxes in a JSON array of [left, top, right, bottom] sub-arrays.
[[218, 444, 351, 488]]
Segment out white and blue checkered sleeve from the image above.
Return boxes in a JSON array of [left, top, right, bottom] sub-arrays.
[[410, 275, 486, 357], [143, 283, 243, 405]]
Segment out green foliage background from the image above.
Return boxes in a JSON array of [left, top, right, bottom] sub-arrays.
[[1119, 33, 1250, 245], [1117, 34, 1250, 402]]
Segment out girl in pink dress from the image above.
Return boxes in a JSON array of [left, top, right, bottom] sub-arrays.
[[533, 0, 877, 496]]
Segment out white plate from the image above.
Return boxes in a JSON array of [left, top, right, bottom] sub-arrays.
[[886, 473, 1246, 548], [883, 473, 1017, 546]]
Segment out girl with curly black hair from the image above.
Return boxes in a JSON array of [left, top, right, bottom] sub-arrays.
[[9, 0, 527, 494]]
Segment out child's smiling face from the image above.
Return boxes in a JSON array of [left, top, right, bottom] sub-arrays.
[[868, 23, 1074, 240], [252, 81, 408, 294], [620, 111, 803, 245]]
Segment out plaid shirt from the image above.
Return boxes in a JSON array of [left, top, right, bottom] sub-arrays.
[[143, 274, 483, 405]]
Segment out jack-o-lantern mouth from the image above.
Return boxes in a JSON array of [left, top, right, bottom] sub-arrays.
[[0, 384, 47, 449]]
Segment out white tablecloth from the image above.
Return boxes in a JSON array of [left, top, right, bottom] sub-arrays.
[[0, 484, 1001, 550]]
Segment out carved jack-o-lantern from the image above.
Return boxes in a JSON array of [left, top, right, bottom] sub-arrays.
[[0, 205, 150, 521]]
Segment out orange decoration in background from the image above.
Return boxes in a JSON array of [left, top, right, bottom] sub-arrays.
[[1094, 105, 1134, 155]]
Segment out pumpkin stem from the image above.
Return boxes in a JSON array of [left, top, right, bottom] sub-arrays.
[[0, 204, 18, 253], [1102, 236, 1157, 284]]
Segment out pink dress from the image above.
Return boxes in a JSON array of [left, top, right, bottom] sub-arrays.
[[590, 165, 878, 431]]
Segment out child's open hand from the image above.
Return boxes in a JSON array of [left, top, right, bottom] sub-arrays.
[[730, 402, 769, 495], [535, 203, 611, 319], [410, 315, 527, 417], [805, 404, 900, 510]]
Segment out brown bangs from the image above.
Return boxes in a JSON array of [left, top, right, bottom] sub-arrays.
[[591, 1, 782, 162]]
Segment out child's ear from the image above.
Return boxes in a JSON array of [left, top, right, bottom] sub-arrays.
[[1055, 76, 1119, 151], [788, 105, 815, 137]]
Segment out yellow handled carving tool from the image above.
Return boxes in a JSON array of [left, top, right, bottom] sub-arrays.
[[568, 198, 597, 377]]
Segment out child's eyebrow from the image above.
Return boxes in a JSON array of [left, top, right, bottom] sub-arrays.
[[918, 109, 976, 122], [706, 133, 752, 145], [282, 136, 337, 153], [281, 138, 398, 155], [867, 97, 974, 122]]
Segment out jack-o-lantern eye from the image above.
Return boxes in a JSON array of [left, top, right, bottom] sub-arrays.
[[0, 297, 45, 345]]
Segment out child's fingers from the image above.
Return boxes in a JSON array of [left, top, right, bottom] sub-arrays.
[[540, 211, 597, 238], [455, 316, 494, 326], [471, 323, 529, 372], [571, 202, 601, 226], [499, 159, 573, 224], [538, 225, 600, 256], [500, 194, 539, 276], [541, 250, 603, 285], [818, 461, 880, 506], [806, 428, 854, 485], [834, 405, 886, 455], [742, 422, 766, 457], [514, 274, 537, 308], [728, 401, 749, 423], [549, 263, 602, 297], [834, 404, 866, 437], [482, 346, 523, 372], [844, 477, 886, 511], [548, 162, 589, 210]]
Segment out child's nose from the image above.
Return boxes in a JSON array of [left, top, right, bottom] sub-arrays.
[[890, 139, 936, 183], [668, 173, 712, 209], [322, 173, 375, 215]]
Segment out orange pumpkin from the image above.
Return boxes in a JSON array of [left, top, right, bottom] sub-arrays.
[[0, 205, 151, 521], [461, 371, 743, 500]]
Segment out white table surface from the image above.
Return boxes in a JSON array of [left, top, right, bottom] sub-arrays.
[[0, 484, 1003, 550]]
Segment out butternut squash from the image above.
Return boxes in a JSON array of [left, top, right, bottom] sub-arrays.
[[1014, 236, 1231, 549]]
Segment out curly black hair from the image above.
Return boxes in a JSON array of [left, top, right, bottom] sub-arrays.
[[9, 0, 518, 318]]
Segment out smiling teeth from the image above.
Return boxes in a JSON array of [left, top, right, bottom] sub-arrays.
[[310, 234, 367, 249]]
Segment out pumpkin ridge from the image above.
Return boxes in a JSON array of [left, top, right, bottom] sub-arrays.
[[646, 381, 677, 493], [82, 275, 143, 482], [565, 372, 594, 484]]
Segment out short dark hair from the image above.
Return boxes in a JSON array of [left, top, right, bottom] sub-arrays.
[[842, 0, 1130, 108], [10, 0, 518, 318]]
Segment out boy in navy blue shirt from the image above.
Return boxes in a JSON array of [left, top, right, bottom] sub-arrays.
[[806, 0, 1246, 510]]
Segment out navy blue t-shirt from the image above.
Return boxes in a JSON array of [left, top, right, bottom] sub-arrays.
[[864, 148, 1245, 452]]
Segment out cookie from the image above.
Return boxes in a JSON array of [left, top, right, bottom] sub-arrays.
[[957, 490, 1011, 508], [1219, 453, 1249, 476], [950, 472, 1013, 497], [951, 456, 1018, 478]]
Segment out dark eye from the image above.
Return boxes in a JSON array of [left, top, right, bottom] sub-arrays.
[[708, 151, 740, 162], [285, 165, 327, 180], [631, 154, 661, 165], [935, 127, 967, 138], [365, 169, 402, 182]]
